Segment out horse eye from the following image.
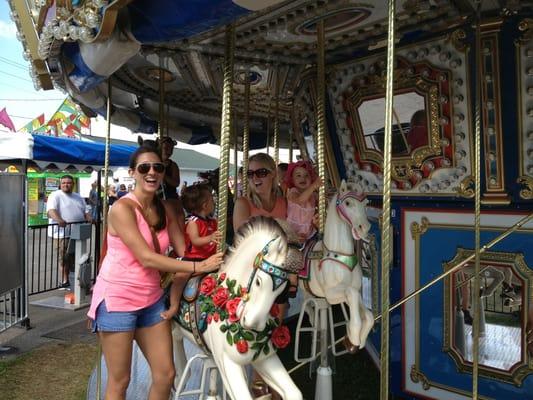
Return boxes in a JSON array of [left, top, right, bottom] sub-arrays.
[[255, 278, 261, 287], [345, 201, 351, 206]]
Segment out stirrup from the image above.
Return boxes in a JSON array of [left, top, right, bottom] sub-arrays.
[[251, 380, 271, 398]]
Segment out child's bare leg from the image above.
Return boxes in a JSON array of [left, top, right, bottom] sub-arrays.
[[161, 272, 190, 319]]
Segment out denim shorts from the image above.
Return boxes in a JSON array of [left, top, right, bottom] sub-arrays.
[[92, 296, 166, 333]]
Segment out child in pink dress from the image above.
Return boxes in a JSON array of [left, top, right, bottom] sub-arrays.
[[284, 160, 322, 296]]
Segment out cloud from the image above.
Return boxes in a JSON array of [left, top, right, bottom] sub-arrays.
[[0, 20, 17, 39]]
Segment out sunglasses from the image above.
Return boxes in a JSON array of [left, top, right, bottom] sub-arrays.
[[136, 162, 165, 174], [247, 168, 271, 179]]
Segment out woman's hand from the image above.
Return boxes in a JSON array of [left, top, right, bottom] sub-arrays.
[[199, 252, 224, 273]]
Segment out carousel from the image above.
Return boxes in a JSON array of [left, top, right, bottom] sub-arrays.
[[8, 0, 533, 399]]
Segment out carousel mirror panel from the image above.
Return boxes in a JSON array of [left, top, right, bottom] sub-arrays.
[[443, 249, 532, 385], [403, 210, 533, 398], [329, 32, 472, 195]]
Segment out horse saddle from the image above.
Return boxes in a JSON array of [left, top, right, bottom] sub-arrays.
[[173, 275, 211, 355], [298, 236, 320, 280]]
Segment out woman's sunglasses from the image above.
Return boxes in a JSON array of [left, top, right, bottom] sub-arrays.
[[247, 168, 271, 178], [136, 162, 165, 174]]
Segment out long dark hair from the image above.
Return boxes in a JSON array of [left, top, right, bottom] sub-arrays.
[[129, 145, 167, 231]]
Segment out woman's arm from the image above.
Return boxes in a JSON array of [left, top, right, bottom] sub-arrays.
[[109, 201, 222, 273], [233, 197, 251, 231]]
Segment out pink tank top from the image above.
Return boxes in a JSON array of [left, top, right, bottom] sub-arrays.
[[286, 188, 317, 239], [87, 193, 170, 319], [246, 196, 287, 219]]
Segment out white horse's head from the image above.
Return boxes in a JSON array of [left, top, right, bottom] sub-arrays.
[[225, 217, 288, 332], [335, 180, 371, 241]]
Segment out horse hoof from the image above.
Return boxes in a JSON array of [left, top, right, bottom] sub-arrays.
[[343, 336, 360, 354]]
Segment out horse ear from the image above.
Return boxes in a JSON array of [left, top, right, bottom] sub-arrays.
[[137, 136, 144, 146], [340, 179, 348, 194]]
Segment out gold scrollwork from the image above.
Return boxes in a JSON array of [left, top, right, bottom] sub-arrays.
[[447, 29, 468, 52], [454, 175, 475, 198], [410, 216, 429, 240], [517, 176, 533, 200], [517, 18, 533, 44], [410, 364, 431, 390]]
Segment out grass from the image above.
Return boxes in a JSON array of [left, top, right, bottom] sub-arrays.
[[0, 342, 97, 400]]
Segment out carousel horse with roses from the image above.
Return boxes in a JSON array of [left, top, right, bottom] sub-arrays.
[[299, 180, 373, 353], [171, 216, 302, 400]]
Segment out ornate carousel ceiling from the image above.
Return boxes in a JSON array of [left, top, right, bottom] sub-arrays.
[[8, 0, 533, 148]]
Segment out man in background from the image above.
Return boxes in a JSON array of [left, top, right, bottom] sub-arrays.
[[47, 175, 91, 289]]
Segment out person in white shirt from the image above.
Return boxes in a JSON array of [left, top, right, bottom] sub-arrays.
[[47, 175, 91, 288]]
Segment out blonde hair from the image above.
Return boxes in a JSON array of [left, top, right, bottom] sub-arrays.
[[247, 153, 278, 209]]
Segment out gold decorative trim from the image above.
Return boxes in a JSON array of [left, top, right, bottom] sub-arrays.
[[410, 216, 429, 240], [447, 29, 468, 53], [454, 175, 475, 198], [518, 176, 533, 200], [443, 248, 533, 386], [410, 364, 430, 390]]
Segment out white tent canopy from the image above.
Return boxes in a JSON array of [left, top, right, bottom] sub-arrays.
[[0, 131, 33, 160]]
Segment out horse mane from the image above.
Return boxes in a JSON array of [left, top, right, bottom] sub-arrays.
[[225, 216, 287, 264]]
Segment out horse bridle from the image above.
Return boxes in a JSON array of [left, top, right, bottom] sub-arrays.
[[335, 191, 367, 235], [247, 237, 290, 293]]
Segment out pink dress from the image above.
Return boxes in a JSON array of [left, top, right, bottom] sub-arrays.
[[87, 193, 170, 319], [287, 188, 316, 240]]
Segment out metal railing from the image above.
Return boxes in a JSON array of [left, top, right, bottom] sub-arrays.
[[27, 221, 98, 295]]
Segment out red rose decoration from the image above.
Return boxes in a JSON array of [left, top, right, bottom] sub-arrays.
[[270, 304, 280, 318], [207, 314, 213, 324], [212, 287, 229, 308], [219, 272, 227, 281], [226, 298, 242, 322], [236, 339, 249, 354], [241, 287, 248, 296], [271, 325, 291, 349], [200, 276, 217, 295], [213, 312, 220, 322]]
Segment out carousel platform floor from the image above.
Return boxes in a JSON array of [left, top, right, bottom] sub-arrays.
[[86, 306, 380, 400]]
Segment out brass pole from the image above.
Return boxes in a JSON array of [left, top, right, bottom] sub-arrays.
[[287, 212, 533, 376], [289, 127, 293, 163], [380, 0, 395, 398], [266, 100, 271, 155], [316, 20, 326, 235], [233, 111, 238, 193], [97, 79, 113, 400], [472, 2, 482, 397], [217, 24, 235, 252], [273, 65, 280, 166], [242, 71, 251, 196], [158, 54, 165, 141]]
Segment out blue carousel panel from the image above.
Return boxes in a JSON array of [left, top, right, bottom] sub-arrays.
[[402, 212, 533, 399]]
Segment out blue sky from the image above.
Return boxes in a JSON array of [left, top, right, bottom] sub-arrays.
[[0, 2, 65, 131]]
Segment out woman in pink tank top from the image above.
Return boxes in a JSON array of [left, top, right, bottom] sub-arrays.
[[88, 146, 223, 400]]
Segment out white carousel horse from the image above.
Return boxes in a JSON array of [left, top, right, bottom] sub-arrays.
[[171, 216, 302, 400], [300, 180, 373, 353]]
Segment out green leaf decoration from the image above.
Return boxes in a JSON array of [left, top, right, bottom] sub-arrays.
[[220, 324, 228, 333], [251, 342, 262, 350], [226, 331, 233, 346], [263, 345, 270, 355], [256, 331, 267, 341], [233, 333, 241, 343], [243, 331, 254, 341], [252, 351, 260, 361], [229, 324, 238, 333]]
